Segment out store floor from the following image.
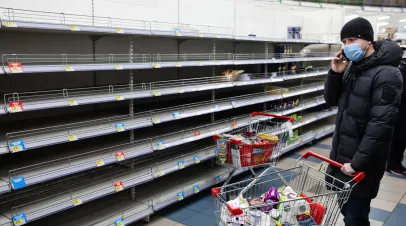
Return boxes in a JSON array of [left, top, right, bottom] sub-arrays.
[[132, 136, 406, 226]]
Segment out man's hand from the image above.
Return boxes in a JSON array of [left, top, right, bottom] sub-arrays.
[[331, 49, 349, 73], [341, 163, 356, 176]]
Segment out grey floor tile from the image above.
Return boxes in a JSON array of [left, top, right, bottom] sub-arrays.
[[369, 207, 391, 222]]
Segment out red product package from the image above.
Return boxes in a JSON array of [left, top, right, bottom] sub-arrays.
[[300, 193, 325, 225]]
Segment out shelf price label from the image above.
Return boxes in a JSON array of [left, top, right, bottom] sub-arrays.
[[69, 25, 80, 31], [213, 104, 220, 110], [194, 131, 201, 137], [197, 61, 203, 66], [8, 62, 23, 73], [4, 21, 17, 27], [96, 159, 105, 167], [67, 135, 77, 141], [232, 121, 238, 128], [68, 100, 78, 106], [193, 156, 200, 164], [174, 29, 182, 36], [198, 33, 204, 38], [177, 192, 184, 201], [12, 213, 27, 226], [11, 176, 26, 190], [8, 101, 24, 113], [153, 63, 161, 68], [64, 65, 74, 72], [172, 112, 181, 119], [115, 218, 125, 226], [114, 64, 123, 70], [9, 140, 26, 153], [116, 95, 124, 101], [115, 123, 126, 132], [214, 176, 221, 184], [193, 185, 200, 193], [157, 141, 166, 150], [177, 88, 184, 93], [72, 198, 83, 206], [116, 28, 124, 34], [178, 160, 185, 169], [175, 62, 182, 67], [152, 91, 161, 96], [157, 170, 165, 176], [115, 152, 126, 161], [152, 118, 161, 124], [114, 181, 124, 191]]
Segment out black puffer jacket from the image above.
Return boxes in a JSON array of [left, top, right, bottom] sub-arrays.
[[324, 40, 403, 199]]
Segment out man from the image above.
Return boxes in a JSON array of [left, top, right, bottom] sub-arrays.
[[324, 17, 403, 226], [387, 42, 406, 176]]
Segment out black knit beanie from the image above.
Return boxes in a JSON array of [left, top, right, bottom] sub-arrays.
[[340, 17, 374, 41]]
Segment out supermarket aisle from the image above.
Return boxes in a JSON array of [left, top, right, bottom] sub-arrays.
[[133, 136, 406, 226]]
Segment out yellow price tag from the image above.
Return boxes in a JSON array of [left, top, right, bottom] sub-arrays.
[[114, 64, 123, 70], [116, 95, 124, 101], [70, 25, 79, 31], [68, 100, 78, 106], [10, 145, 22, 152], [153, 63, 161, 68], [117, 222, 124, 226], [197, 62, 203, 66], [64, 65, 74, 71], [116, 28, 124, 33], [198, 33, 204, 37], [175, 62, 182, 67], [157, 171, 165, 176], [4, 21, 17, 27], [152, 91, 161, 96], [67, 135, 77, 141], [13, 218, 24, 226], [153, 118, 160, 124], [96, 159, 105, 167], [72, 198, 82, 206], [177, 88, 184, 93]]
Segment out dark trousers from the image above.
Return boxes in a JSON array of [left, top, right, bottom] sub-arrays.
[[388, 122, 406, 169], [341, 197, 371, 226]]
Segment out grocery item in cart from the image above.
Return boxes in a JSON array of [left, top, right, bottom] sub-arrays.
[[276, 186, 310, 225]]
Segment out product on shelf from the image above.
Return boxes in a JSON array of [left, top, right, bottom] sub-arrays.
[[220, 70, 248, 81], [287, 27, 302, 39]]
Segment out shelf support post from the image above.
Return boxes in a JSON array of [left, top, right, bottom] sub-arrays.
[[129, 35, 136, 201], [211, 40, 216, 123], [263, 42, 269, 111]]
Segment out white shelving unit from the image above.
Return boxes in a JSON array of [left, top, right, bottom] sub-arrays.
[[0, 5, 339, 226]]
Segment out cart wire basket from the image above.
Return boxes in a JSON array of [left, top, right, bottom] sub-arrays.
[[213, 112, 294, 169], [211, 151, 366, 226]]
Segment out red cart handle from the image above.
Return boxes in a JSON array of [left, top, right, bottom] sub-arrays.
[[301, 151, 366, 183], [250, 112, 294, 123]]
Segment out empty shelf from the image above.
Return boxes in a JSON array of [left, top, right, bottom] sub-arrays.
[[4, 82, 325, 154], [2, 53, 334, 74], [1, 95, 329, 191]]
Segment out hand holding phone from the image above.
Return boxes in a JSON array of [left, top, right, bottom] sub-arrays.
[[331, 49, 349, 74]]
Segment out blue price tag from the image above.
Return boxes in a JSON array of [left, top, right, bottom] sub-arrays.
[[157, 141, 165, 150], [178, 160, 185, 169], [115, 122, 125, 132], [213, 104, 219, 110], [193, 156, 200, 164], [9, 140, 26, 153], [214, 176, 221, 184], [114, 218, 125, 226], [11, 176, 26, 190], [12, 213, 27, 226], [177, 192, 184, 201], [173, 112, 181, 119], [193, 185, 200, 193]]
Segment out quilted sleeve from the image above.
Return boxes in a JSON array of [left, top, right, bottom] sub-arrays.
[[324, 69, 343, 106]]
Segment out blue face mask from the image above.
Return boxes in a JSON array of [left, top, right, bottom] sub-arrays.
[[343, 43, 369, 62]]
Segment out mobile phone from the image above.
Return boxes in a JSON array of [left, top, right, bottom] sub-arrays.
[[341, 50, 349, 61]]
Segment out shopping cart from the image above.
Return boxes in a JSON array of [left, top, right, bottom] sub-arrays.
[[211, 151, 366, 226], [213, 112, 294, 187]]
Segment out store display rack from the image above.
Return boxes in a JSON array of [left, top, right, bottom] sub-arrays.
[[1, 67, 328, 115], [0, 94, 330, 195], [0, 120, 335, 226], [0, 7, 341, 44]]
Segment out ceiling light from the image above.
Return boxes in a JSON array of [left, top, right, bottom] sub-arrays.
[[345, 14, 359, 19], [377, 22, 389, 26], [399, 19, 406, 22], [378, 16, 390, 21]]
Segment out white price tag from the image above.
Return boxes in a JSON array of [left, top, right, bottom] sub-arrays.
[[175, 62, 182, 67]]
